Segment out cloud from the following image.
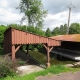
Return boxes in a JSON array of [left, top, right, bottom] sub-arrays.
[[43, 11, 68, 30], [0, 0, 20, 9], [0, 0, 80, 30], [0, 0, 22, 25], [0, 7, 22, 25], [42, 0, 80, 14], [43, 10, 80, 30]]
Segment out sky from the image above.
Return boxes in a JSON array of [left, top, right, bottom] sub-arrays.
[[0, 0, 80, 30]]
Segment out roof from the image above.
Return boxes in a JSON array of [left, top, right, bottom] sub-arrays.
[[4, 27, 56, 40], [50, 34, 80, 42]]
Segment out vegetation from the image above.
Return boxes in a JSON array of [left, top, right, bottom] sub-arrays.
[[1, 22, 80, 79], [0, 54, 26, 78], [28, 51, 75, 66], [0, 0, 80, 79], [1, 64, 80, 80], [45, 28, 52, 37], [18, 0, 47, 28], [0, 55, 17, 78], [1, 23, 80, 50], [0, 25, 6, 49]]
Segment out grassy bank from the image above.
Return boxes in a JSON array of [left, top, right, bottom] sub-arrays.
[[28, 51, 74, 66], [1, 64, 80, 80]]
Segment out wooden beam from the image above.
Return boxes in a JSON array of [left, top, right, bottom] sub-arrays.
[[43, 44, 47, 50], [15, 45, 21, 53], [49, 47, 54, 52]]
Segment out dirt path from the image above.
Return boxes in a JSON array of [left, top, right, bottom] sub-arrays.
[[36, 71, 80, 80]]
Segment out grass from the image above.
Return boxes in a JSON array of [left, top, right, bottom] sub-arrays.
[[0, 50, 79, 80], [28, 51, 46, 65], [1, 64, 80, 80], [28, 51, 74, 66]]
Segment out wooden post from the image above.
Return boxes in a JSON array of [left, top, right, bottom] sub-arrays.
[[43, 44, 53, 68], [46, 46, 50, 68], [12, 45, 21, 60], [12, 45, 15, 60]]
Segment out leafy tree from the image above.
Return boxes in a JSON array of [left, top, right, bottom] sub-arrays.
[[45, 28, 52, 37], [7, 24, 21, 29], [35, 27, 45, 36], [59, 24, 67, 35], [0, 25, 7, 49], [69, 23, 80, 34], [52, 27, 60, 36], [0, 25, 7, 43], [7, 24, 27, 31], [59, 25, 64, 35], [63, 24, 67, 34], [27, 26, 35, 33], [18, 0, 47, 28]]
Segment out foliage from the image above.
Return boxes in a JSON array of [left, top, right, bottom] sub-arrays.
[[69, 23, 80, 34], [27, 26, 45, 36], [0, 55, 17, 78], [0, 54, 26, 78], [0, 25, 7, 49], [52, 24, 67, 36], [45, 28, 52, 37], [51, 23, 80, 36], [0, 25, 7, 43], [17, 60, 26, 65], [52, 27, 60, 36], [7, 24, 27, 31], [1, 64, 80, 80], [18, 0, 47, 28], [59, 24, 67, 35], [0, 48, 5, 55]]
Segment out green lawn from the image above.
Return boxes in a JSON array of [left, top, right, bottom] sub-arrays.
[[1, 64, 80, 80]]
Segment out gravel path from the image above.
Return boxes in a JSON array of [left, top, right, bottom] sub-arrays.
[[36, 71, 80, 80]]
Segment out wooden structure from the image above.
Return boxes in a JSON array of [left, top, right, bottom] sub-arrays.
[[4, 27, 61, 67], [50, 34, 80, 61]]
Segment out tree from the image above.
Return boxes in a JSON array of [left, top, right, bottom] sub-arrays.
[[59, 25, 64, 35], [27, 26, 35, 33], [63, 24, 67, 34], [69, 23, 80, 34], [7, 24, 27, 31], [45, 28, 52, 37], [59, 24, 67, 35], [52, 27, 60, 36], [18, 0, 47, 28], [0, 25, 7, 49]]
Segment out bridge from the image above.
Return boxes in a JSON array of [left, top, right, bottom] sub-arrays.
[[4, 27, 60, 67], [4, 28, 80, 67]]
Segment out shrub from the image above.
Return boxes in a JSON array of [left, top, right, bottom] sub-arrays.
[[17, 60, 26, 65], [0, 55, 17, 78]]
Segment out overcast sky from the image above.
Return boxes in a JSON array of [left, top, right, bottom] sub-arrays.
[[0, 0, 80, 30]]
